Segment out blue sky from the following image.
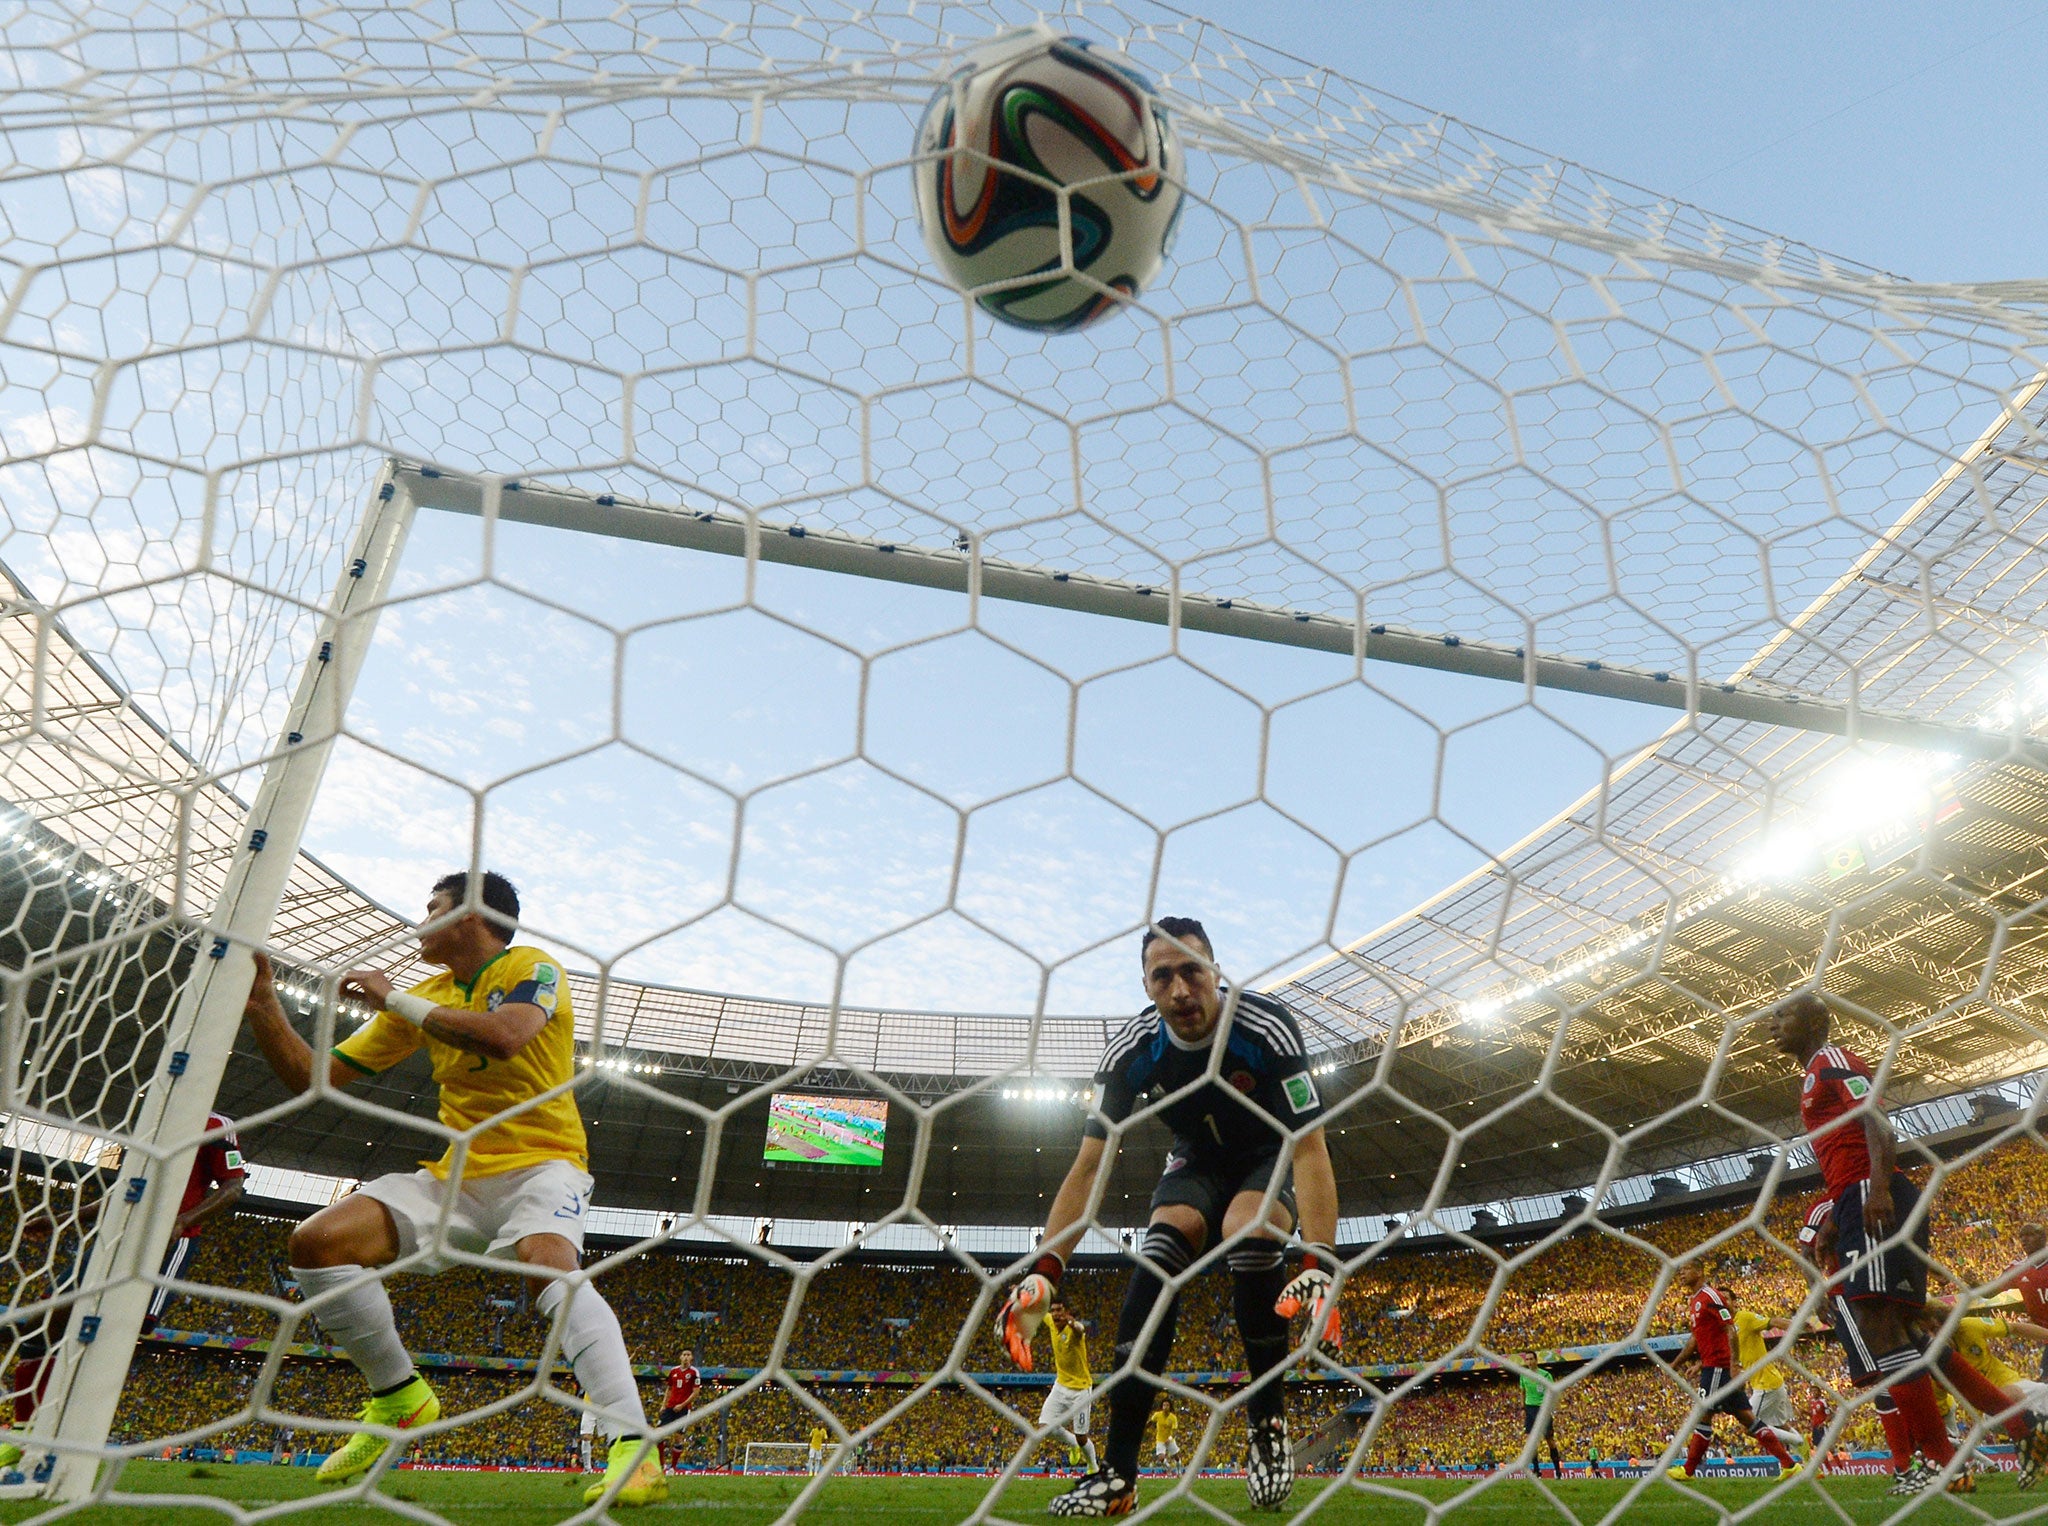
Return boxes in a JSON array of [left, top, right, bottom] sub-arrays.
[[281, 1, 2048, 1021], [1195, 0, 2047, 282]]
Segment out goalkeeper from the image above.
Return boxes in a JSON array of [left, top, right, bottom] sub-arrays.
[[240, 872, 664, 1506], [1000, 918, 1341, 1517]]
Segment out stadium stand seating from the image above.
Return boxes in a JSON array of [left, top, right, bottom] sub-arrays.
[[22, 1135, 2037, 1471]]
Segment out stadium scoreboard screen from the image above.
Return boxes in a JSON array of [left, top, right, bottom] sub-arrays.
[[762, 1092, 887, 1169]]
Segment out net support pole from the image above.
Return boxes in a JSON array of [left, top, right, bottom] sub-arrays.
[[35, 466, 417, 1501]]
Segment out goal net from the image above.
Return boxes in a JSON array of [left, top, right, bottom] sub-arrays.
[[745, 1441, 826, 1476], [1, 0, 2046, 1522]]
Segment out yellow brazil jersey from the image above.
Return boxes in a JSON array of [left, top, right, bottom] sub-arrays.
[[810, 1427, 827, 1449], [1957, 1316, 2024, 1389], [1151, 1410, 1177, 1442], [1732, 1310, 1785, 1390], [1049, 1319, 1092, 1390], [333, 946, 586, 1179]]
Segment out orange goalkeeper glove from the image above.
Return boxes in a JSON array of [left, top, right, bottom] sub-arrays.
[[1276, 1244, 1342, 1352], [996, 1253, 1064, 1370]]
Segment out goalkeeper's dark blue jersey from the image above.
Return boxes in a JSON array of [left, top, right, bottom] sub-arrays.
[[1084, 989, 1325, 1162]]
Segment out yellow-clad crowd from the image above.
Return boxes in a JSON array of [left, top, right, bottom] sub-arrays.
[[8, 1133, 2043, 1472]]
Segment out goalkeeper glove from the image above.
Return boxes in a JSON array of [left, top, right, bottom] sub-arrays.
[[1276, 1244, 1342, 1352], [996, 1253, 1064, 1371]]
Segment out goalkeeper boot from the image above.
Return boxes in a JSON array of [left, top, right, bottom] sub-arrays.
[[583, 1437, 668, 1507], [316, 1375, 438, 1485], [1246, 1416, 1294, 1509], [1047, 1466, 1135, 1517], [0, 1443, 21, 1471]]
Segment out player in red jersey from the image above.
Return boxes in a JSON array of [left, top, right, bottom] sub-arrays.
[[1, 1121, 244, 1472], [657, 1349, 701, 1470], [150, 1113, 248, 1326], [1994, 1225, 2048, 1382], [1664, 1262, 1795, 1478], [1770, 993, 2048, 1495]]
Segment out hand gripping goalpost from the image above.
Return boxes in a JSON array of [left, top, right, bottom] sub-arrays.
[[26, 469, 419, 1502]]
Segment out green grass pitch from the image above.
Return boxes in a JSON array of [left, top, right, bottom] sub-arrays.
[[763, 1123, 882, 1168], [0, 1464, 2028, 1524]]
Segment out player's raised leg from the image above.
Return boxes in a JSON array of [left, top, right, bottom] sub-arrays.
[[285, 1190, 440, 1482]]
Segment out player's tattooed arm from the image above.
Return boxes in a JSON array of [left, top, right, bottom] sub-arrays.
[[2008, 1318, 2048, 1346], [1290, 1125, 1339, 1248], [1039, 1133, 1111, 1263], [1859, 1105, 1902, 1235], [244, 951, 364, 1093]]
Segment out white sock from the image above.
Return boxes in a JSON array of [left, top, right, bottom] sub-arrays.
[[290, 1264, 414, 1392], [1084, 1440, 1099, 1469], [1771, 1427, 1803, 1451], [539, 1280, 644, 1437]]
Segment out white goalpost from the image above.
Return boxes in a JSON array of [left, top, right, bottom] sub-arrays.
[[4, 3, 2048, 1524], [13, 472, 418, 1500]]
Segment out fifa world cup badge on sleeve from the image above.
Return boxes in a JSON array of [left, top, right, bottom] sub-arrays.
[[1283, 1074, 1318, 1114]]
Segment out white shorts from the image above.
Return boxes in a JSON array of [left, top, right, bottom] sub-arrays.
[[1038, 1383, 1093, 1435], [808, 1447, 823, 1467], [358, 1159, 593, 1273], [1750, 1385, 1795, 1434]]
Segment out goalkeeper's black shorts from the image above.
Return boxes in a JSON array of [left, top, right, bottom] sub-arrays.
[[1150, 1141, 1295, 1245]]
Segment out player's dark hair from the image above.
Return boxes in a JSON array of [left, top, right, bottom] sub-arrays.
[[432, 870, 519, 941], [1778, 991, 1830, 1031], [1140, 916, 1212, 964]]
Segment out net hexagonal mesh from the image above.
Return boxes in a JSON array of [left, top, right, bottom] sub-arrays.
[[3, 2, 2048, 1522]]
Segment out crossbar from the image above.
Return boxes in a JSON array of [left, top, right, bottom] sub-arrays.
[[396, 464, 2042, 769]]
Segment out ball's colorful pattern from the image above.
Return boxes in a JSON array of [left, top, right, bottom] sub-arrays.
[[914, 28, 1184, 332]]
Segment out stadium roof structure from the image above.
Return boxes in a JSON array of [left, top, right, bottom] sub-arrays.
[[6, 376, 2048, 1230], [1271, 373, 2048, 1194]]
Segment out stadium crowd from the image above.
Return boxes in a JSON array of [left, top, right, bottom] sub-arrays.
[[6, 1132, 2041, 1471]]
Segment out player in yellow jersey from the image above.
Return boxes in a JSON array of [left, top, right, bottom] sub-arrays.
[[1935, 1304, 2048, 1415], [808, 1424, 829, 1475], [1731, 1307, 1807, 1459], [1038, 1303, 1099, 1473], [241, 872, 663, 1506], [1150, 1407, 1180, 1468]]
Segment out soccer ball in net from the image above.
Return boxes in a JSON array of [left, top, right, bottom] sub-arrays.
[[913, 24, 1184, 331]]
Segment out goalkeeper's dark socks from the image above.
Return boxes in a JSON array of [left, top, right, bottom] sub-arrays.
[[1940, 1348, 2027, 1438], [1102, 1223, 1195, 1480], [1227, 1241, 1290, 1425]]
